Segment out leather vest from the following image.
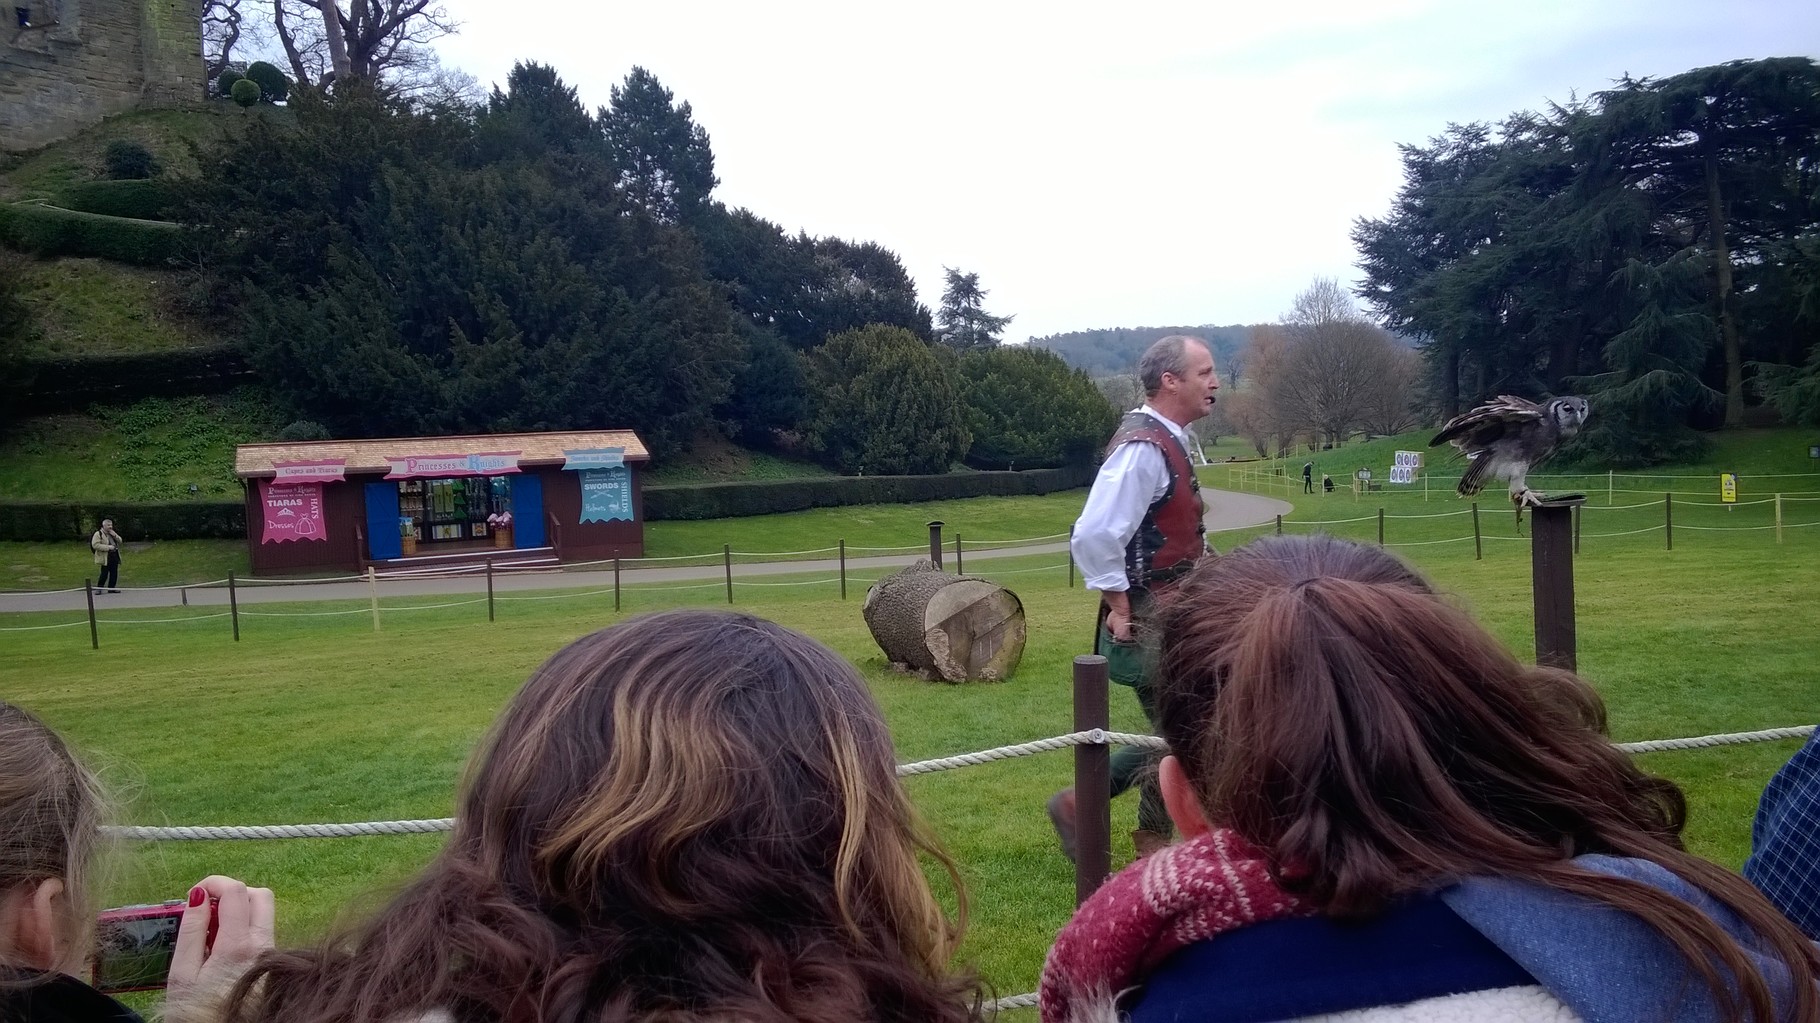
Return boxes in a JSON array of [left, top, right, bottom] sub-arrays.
[[1107, 410, 1207, 592]]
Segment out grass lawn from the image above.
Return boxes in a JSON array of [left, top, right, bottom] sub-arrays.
[[1, 106, 281, 201], [3, 518, 1817, 999], [13, 257, 225, 358]]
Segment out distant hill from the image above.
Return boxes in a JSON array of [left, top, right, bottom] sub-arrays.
[[1028, 325, 1256, 378]]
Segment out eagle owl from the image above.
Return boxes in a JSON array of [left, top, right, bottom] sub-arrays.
[[1430, 395, 1590, 522]]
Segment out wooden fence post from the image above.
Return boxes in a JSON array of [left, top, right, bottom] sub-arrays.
[[1531, 499, 1581, 670], [227, 571, 240, 642], [1775, 494, 1783, 545], [1665, 494, 1673, 551], [1067, 527, 1075, 588], [485, 559, 495, 622], [85, 579, 98, 650], [1072, 654, 1112, 906], [1377, 507, 1385, 547], [1275, 514, 1283, 536], [839, 540, 847, 599], [1472, 503, 1482, 560], [368, 566, 381, 632], [723, 544, 734, 604], [954, 534, 963, 574], [613, 556, 621, 612]]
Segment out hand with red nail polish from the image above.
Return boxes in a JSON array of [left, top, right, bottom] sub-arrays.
[[165, 874, 275, 1022]]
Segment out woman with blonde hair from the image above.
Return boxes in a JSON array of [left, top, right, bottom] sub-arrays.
[[0, 701, 273, 1023], [1042, 533, 1818, 1022], [220, 609, 982, 1023]]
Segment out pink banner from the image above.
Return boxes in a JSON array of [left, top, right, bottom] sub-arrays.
[[271, 458, 347, 484], [260, 480, 327, 544], [383, 451, 522, 479]]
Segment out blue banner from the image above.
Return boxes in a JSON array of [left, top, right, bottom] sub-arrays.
[[579, 466, 633, 523]]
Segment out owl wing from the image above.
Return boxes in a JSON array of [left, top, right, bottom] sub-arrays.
[[1429, 395, 1544, 452]]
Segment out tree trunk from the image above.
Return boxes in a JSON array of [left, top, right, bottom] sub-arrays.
[[319, 0, 350, 81], [1705, 148, 1744, 428], [862, 561, 1026, 682]]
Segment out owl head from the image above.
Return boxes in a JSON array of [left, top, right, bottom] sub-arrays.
[[1547, 396, 1590, 438]]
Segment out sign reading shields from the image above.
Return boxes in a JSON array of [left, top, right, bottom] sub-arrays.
[[565, 448, 633, 523], [384, 452, 522, 479], [271, 459, 347, 484], [259, 479, 326, 543]]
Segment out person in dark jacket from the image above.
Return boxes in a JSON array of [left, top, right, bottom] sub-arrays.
[[1041, 535, 1820, 1022]]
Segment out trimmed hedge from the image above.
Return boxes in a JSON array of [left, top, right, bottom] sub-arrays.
[[57, 179, 179, 221], [15, 345, 255, 415], [0, 501, 245, 542], [0, 202, 184, 266], [0, 467, 1094, 540], [643, 464, 1095, 521]]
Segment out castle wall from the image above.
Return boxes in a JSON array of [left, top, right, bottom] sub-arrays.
[[1, 1, 203, 153]]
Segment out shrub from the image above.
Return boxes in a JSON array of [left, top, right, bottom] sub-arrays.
[[245, 61, 289, 103], [215, 67, 245, 98], [643, 465, 1095, 520], [103, 140, 159, 180], [0, 203, 183, 266], [57, 179, 177, 221], [803, 325, 970, 475], [276, 419, 332, 441], [230, 78, 261, 108], [959, 346, 1119, 469]]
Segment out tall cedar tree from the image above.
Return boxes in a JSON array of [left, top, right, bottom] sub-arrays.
[[936, 267, 1013, 350], [803, 325, 969, 474]]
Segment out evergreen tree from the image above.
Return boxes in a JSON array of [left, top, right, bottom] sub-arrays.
[[936, 267, 1012, 350], [599, 66, 718, 223], [803, 325, 969, 474], [958, 346, 1116, 469]]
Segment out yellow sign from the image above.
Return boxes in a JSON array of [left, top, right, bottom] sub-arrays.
[[1721, 473, 1737, 503]]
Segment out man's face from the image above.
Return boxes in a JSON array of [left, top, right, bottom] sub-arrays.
[[1159, 342, 1219, 425], [101, 520, 113, 529]]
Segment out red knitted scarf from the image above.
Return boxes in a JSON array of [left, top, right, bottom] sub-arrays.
[[1038, 830, 1311, 1023]]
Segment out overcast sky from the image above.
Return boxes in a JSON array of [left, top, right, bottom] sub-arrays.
[[431, 1, 1818, 341]]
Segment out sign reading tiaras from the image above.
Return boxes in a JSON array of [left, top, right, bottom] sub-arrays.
[[383, 452, 522, 479], [271, 459, 346, 484], [259, 480, 326, 543], [561, 447, 625, 471]]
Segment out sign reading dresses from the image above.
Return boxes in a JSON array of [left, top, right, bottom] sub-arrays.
[[271, 459, 347, 483], [259, 480, 326, 543], [565, 448, 633, 523], [383, 452, 522, 479]]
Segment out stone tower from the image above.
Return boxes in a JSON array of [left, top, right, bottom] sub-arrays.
[[1, 0, 204, 153]]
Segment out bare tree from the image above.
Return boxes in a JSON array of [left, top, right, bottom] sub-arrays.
[[270, 0, 454, 88], [1093, 373, 1142, 414], [202, 0, 245, 83], [1274, 278, 1413, 447], [1360, 345, 1423, 437]]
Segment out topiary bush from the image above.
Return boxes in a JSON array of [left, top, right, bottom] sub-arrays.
[[215, 66, 245, 98], [244, 61, 289, 103], [230, 78, 261, 108], [103, 140, 159, 180]]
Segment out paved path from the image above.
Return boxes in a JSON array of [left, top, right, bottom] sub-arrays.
[[0, 489, 1294, 614]]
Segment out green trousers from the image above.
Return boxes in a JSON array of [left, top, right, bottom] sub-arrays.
[[1100, 615, 1172, 837]]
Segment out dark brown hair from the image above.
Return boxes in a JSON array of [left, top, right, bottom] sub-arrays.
[[224, 610, 980, 1023], [1154, 534, 1817, 1023]]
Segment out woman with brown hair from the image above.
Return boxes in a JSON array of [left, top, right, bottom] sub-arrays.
[[1042, 534, 1818, 1022], [219, 609, 982, 1023]]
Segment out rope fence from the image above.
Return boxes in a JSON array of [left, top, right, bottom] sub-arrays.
[[99, 723, 1813, 842]]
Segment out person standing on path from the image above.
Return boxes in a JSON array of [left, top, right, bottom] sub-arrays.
[[1049, 335, 1219, 861], [90, 518, 123, 593]]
